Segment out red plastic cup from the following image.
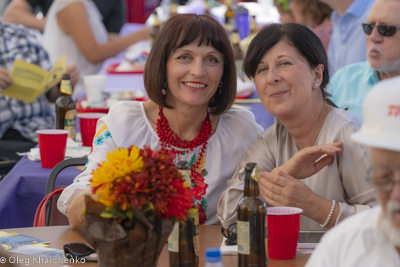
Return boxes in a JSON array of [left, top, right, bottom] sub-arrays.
[[37, 129, 68, 169], [77, 113, 106, 147], [267, 207, 303, 259]]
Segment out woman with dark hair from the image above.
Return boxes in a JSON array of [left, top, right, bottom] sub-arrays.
[[289, 0, 332, 51], [58, 14, 264, 228], [217, 23, 375, 231]]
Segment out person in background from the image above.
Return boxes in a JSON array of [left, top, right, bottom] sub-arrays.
[[318, 0, 375, 75], [327, 0, 400, 115], [273, 0, 295, 23], [306, 76, 400, 267], [42, 0, 150, 98], [217, 23, 376, 232], [58, 14, 264, 229], [3, 0, 125, 36], [0, 20, 78, 169], [289, 0, 332, 51]]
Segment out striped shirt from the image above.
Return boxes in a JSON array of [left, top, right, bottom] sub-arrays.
[[0, 21, 53, 142]]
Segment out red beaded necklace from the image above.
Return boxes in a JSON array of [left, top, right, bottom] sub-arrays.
[[156, 106, 212, 171]]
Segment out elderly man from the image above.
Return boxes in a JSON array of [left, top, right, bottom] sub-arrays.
[[319, 0, 375, 75], [327, 0, 400, 115], [306, 76, 400, 266]]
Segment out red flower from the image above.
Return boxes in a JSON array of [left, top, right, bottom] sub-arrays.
[[191, 170, 208, 200], [198, 204, 207, 225], [109, 146, 194, 221]]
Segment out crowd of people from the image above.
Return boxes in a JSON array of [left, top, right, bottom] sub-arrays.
[[1, 0, 400, 264]]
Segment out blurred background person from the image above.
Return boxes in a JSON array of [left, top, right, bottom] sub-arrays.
[[273, 0, 295, 23], [2, 0, 125, 37], [42, 0, 151, 98], [58, 14, 263, 229], [327, 0, 400, 115], [289, 0, 332, 51], [306, 76, 400, 267], [0, 19, 78, 176], [319, 0, 375, 75], [217, 23, 375, 231]]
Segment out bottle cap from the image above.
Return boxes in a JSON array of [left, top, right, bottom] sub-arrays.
[[62, 73, 70, 80], [205, 248, 221, 263]]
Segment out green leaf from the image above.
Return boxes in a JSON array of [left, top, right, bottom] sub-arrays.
[[200, 197, 208, 212], [188, 154, 197, 168]]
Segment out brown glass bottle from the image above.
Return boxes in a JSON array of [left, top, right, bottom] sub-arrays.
[[237, 163, 268, 267], [168, 161, 199, 267], [250, 16, 257, 34], [224, 0, 234, 32], [232, 29, 244, 79], [55, 73, 76, 141], [150, 11, 160, 46]]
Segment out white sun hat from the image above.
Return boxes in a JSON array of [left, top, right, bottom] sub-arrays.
[[351, 76, 400, 152]]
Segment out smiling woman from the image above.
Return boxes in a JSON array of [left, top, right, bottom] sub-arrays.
[[217, 23, 376, 232], [58, 14, 264, 229]]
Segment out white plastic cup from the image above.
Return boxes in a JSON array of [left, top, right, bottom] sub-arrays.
[[83, 75, 106, 105]]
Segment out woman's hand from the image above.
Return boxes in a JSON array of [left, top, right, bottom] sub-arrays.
[[259, 170, 318, 215], [0, 68, 13, 90], [260, 170, 339, 228], [273, 142, 343, 179], [66, 189, 93, 230]]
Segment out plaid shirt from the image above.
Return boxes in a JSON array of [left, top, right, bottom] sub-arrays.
[[0, 21, 53, 142]]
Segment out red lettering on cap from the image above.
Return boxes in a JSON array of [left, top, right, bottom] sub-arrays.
[[388, 105, 400, 117]]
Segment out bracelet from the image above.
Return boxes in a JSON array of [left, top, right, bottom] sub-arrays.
[[320, 200, 336, 228]]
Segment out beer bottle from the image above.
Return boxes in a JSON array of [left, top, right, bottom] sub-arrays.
[[232, 29, 244, 80], [55, 73, 76, 141], [224, 0, 235, 32], [205, 0, 210, 15], [170, 0, 178, 16], [237, 163, 268, 267], [168, 161, 199, 267], [250, 16, 257, 34], [150, 11, 160, 46]]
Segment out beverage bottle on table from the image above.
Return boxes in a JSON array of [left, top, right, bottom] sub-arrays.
[[250, 16, 257, 34], [55, 73, 76, 141], [232, 29, 244, 79], [224, 0, 235, 32], [237, 162, 268, 267], [203, 248, 225, 267], [168, 160, 199, 267], [205, 0, 210, 15], [170, 0, 178, 16], [150, 10, 160, 45]]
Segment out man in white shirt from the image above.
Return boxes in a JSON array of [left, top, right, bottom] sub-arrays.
[[306, 76, 400, 266]]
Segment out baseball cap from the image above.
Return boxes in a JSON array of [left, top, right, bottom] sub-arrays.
[[351, 76, 400, 152]]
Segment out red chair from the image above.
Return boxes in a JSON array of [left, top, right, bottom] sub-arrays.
[[33, 157, 87, 227]]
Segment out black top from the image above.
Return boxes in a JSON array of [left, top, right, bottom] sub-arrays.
[[26, 0, 125, 33]]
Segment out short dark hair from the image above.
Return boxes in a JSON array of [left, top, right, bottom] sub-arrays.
[[144, 14, 236, 115], [243, 23, 336, 106]]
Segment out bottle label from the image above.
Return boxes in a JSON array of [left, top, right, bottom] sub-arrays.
[[64, 109, 76, 140], [60, 79, 72, 95], [237, 220, 250, 255], [193, 212, 199, 256], [179, 169, 192, 188], [168, 222, 179, 252]]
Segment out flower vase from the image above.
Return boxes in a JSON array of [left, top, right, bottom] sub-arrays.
[[79, 195, 174, 267]]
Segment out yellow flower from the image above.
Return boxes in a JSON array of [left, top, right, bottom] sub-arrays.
[[91, 146, 143, 207]]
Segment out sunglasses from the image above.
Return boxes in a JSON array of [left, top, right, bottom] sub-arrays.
[[362, 23, 400, 37], [221, 223, 237, 246], [63, 242, 97, 262]]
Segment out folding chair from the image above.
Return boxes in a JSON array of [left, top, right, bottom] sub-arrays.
[[34, 157, 88, 227]]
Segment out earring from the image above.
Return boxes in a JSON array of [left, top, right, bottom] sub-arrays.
[[314, 83, 319, 87], [162, 82, 167, 95], [219, 82, 223, 94]]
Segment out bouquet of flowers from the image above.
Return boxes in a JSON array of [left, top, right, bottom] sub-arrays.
[[79, 146, 195, 267]]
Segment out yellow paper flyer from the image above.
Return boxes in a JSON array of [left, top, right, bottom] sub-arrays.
[[0, 54, 66, 103]]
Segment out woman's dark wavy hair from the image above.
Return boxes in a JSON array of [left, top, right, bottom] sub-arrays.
[[144, 14, 236, 115], [243, 23, 336, 107]]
